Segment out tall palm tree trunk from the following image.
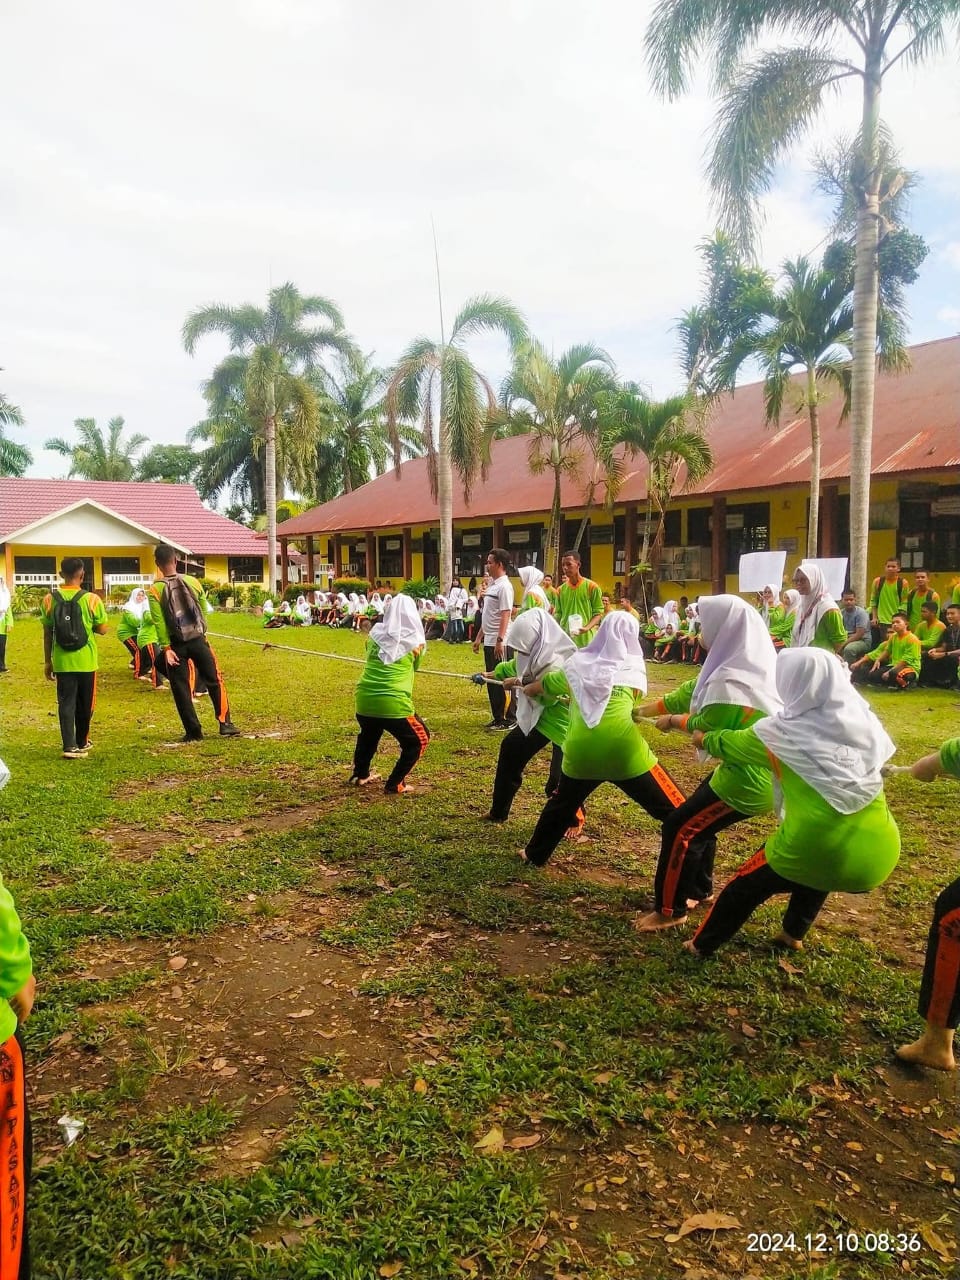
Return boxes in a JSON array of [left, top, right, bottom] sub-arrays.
[[437, 423, 454, 591], [848, 68, 883, 600], [264, 380, 278, 592], [806, 365, 821, 559], [546, 472, 563, 579]]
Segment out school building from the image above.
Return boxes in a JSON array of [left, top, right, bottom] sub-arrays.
[[0, 478, 268, 594], [277, 335, 960, 600]]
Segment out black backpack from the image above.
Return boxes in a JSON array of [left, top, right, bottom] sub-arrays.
[[51, 589, 89, 651], [160, 575, 207, 645]]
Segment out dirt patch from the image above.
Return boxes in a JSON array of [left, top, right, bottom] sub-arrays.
[[98, 803, 335, 863]]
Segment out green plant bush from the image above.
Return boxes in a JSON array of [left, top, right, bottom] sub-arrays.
[[245, 584, 266, 608], [401, 576, 440, 601], [331, 577, 371, 596], [11, 586, 47, 616]]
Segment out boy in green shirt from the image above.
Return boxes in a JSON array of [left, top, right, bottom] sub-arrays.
[[555, 551, 604, 647], [0, 756, 35, 1278], [905, 570, 940, 633], [850, 612, 920, 689], [868, 557, 908, 649], [0, 575, 13, 673], [41, 557, 109, 759]]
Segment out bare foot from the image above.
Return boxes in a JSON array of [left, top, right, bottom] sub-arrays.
[[349, 772, 382, 787], [772, 930, 803, 951], [895, 1031, 956, 1071], [686, 894, 715, 911], [682, 939, 705, 959], [634, 911, 688, 933], [517, 848, 530, 864]]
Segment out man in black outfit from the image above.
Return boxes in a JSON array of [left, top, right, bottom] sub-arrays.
[[147, 544, 241, 742]]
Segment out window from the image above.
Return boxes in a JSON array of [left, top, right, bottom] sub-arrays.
[[102, 557, 141, 576], [899, 488, 960, 570], [176, 555, 205, 578], [687, 507, 711, 547], [502, 523, 543, 569], [228, 556, 265, 583], [378, 535, 403, 579], [13, 555, 57, 578], [725, 503, 770, 573], [454, 526, 492, 578]]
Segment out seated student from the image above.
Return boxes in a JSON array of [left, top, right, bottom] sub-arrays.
[[839, 588, 871, 664], [484, 609, 576, 822], [791, 563, 845, 651], [920, 602, 960, 689], [850, 612, 921, 689], [519, 613, 692, 868], [640, 606, 664, 658], [915, 599, 945, 664], [349, 594, 430, 795], [651, 601, 681, 663], [634, 595, 779, 932], [293, 595, 312, 626], [905, 569, 940, 634], [617, 597, 641, 622], [262, 597, 275, 619], [769, 588, 798, 650], [678, 603, 703, 664], [893, 737, 960, 1070], [684, 647, 900, 959]]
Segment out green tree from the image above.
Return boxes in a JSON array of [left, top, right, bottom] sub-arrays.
[[493, 341, 617, 578], [0, 389, 31, 477], [183, 283, 350, 589], [45, 416, 148, 480], [621, 389, 714, 597], [311, 349, 423, 504], [136, 443, 200, 485], [387, 295, 527, 590], [645, 0, 960, 598]]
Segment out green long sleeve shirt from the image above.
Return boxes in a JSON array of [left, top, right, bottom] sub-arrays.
[[0, 877, 32, 1045], [493, 659, 569, 747], [866, 631, 922, 674], [542, 669, 657, 780]]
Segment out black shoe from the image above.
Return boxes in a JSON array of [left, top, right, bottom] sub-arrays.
[[180, 734, 203, 743], [492, 720, 512, 731], [219, 722, 242, 737]]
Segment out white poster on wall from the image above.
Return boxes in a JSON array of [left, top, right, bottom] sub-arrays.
[[738, 550, 787, 593], [801, 557, 848, 599]]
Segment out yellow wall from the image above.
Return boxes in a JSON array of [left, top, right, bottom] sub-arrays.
[[6, 544, 269, 591]]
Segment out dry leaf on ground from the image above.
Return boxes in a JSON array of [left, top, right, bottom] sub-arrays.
[[474, 1126, 505, 1154], [677, 1212, 742, 1238]]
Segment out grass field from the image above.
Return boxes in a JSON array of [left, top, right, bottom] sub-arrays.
[[1, 612, 958, 1279]]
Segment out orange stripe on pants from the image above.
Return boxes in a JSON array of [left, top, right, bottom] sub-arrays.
[[208, 646, 229, 723], [0, 1033, 27, 1279], [407, 716, 430, 759], [661, 798, 733, 918], [928, 907, 960, 1028], [694, 847, 769, 946], [90, 671, 97, 714], [648, 763, 685, 809]]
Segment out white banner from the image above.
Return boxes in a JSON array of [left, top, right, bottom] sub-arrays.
[[738, 550, 787, 593], [801, 557, 848, 599]]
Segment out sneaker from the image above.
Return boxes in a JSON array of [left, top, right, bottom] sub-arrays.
[[62, 748, 89, 759], [219, 722, 241, 737], [483, 719, 501, 729], [384, 782, 412, 794], [79, 740, 93, 750], [491, 720, 512, 731]]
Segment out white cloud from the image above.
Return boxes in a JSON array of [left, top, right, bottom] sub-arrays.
[[942, 242, 960, 269], [937, 306, 960, 325]]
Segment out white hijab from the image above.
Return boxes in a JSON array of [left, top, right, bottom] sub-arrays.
[[519, 564, 549, 609], [263, 597, 275, 615], [0, 578, 11, 615], [294, 595, 312, 624], [505, 609, 577, 735], [126, 587, 149, 621], [793, 563, 839, 647], [753, 647, 895, 815], [370, 592, 383, 610], [662, 600, 680, 634], [760, 583, 780, 624], [691, 595, 782, 716], [565, 612, 648, 728], [781, 588, 800, 622], [370, 593, 426, 665], [650, 606, 666, 629]]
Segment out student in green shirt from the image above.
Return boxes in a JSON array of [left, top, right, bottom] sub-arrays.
[[684, 647, 900, 959], [0, 756, 35, 1277], [41, 557, 109, 759], [868, 557, 908, 649], [791, 563, 846, 651], [850, 612, 921, 689], [484, 609, 575, 821], [905, 570, 940, 633], [915, 601, 946, 653], [0, 574, 13, 673], [893, 737, 960, 1071], [350, 595, 430, 794], [634, 596, 779, 932], [136, 589, 167, 689], [555, 551, 604, 647], [519, 613, 690, 867], [541, 575, 561, 613]]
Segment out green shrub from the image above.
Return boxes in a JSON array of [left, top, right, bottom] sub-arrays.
[[11, 586, 47, 616], [245, 584, 266, 608], [401, 576, 439, 601], [331, 577, 371, 596], [200, 578, 222, 603]]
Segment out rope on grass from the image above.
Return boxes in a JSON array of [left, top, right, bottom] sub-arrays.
[[205, 631, 504, 683]]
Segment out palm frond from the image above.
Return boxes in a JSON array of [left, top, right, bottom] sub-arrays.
[[450, 295, 528, 349]]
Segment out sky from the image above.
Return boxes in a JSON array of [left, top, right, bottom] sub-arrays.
[[2, 0, 958, 482]]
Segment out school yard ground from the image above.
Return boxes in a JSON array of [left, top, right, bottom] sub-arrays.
[[3, 613, 958, 1280]]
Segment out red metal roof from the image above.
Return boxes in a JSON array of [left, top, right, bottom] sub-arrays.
[[279, 335, 960, 536], [0, 479, 266, 557]]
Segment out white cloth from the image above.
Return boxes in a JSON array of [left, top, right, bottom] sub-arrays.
[[263, 598, 275, 616], [691, 595, 782, 716], [347, 592, 361, 615], [565, 612, 647, 728], [0, 755, 8, 792], [781, 589, 800, 625], [793, 563, 839, 648], [369, 592, 383, 611], [662, 600, 679, 634], [650, 606, 666, 629], [294, 595, 312, 625], [0, 579, 12, 616], [760, 583, 781, 625], [369, 594, 426, 665], [753, 647, 895, 815], [505, 609, 577, 735], [126, 588, 149, 622], [481, 575, 514, 644], [447, 586, 468, 620], [518, 565, 549, 610]]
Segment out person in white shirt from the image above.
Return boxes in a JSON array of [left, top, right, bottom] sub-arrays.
[[445, 580, 469, 644], [472, 548, 516, 728]]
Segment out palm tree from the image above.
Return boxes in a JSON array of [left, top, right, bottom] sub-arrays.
[[645, 0, 960, 598], [716, 253, 909, 558], [183, 283, 350, 590], [387, 295, 527, 590], [45, 416, 149, 480], [494, 341, 617, 577], [136, 443, 201, 485], [0, 389, 31, 477], [311, 350, 423, 503], [620, 389, 714, 595]]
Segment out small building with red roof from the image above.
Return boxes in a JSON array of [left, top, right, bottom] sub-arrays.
[[0, 479, 267, 593]]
